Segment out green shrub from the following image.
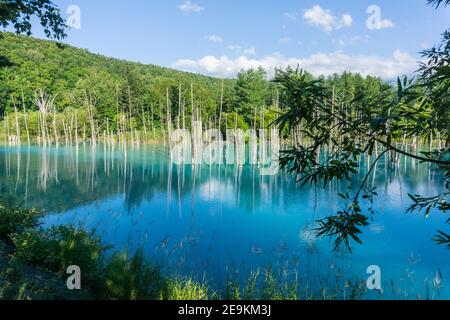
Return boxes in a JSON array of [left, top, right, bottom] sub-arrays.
[[0, 256, 93, 300], [11, 225, 110, 292], [0, 204, 44, 239], [104, 249, 166, 300]]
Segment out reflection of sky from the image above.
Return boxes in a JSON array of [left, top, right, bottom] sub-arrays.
[[199, 179, 235, 203], [0, 145, 449, 299], [369, 223, 385, 234]]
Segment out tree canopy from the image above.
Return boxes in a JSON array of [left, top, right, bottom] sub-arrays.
[[0, 0, 66, 39]]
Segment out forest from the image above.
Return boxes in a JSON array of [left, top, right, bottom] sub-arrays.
[[0, 31, 397, 145]]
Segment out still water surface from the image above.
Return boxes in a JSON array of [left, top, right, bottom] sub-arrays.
[[0, 144, 448, 299]]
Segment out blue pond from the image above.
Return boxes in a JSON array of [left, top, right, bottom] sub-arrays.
[[0, 144, 448, 299]]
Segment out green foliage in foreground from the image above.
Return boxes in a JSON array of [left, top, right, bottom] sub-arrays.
[[104, 250, 165, 300], [275, 1, 450, 253], [11, 226, 110, 293], [0, 204, 43, 239], [0, 203, 366, 300], [0, 0, 67, 40], [428, 0, 450, 8]]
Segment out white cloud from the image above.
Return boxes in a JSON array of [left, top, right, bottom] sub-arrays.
[[208, 35, 223, 43], [227, 44, 242, 51], [378, 19, 395, 29], [284, 12, 298, 21], [177, 1, 204, 14], [226, 45, 256, 55], [366, 5, 395, 30], [341, 14, 353, 27], [173, 50, 417, 80], [333, 34, 370, 47], [243, 47, 256, 55], [335, 39, 346, 47], [279, 36, 291, 44], [303, 5, 352, 32]]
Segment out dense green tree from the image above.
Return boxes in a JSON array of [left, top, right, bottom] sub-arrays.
[[232, 68, 269, 123], [119, 67, 145, 116]]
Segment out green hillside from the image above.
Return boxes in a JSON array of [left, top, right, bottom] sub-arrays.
[[0, 32, 233, 126], [0, 31, 396, 143]]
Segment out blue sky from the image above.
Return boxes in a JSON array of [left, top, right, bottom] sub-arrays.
[[20, 0, 450, 79]]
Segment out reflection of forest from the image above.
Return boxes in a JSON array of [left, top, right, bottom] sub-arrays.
[[0, 145, 441, 215], [0, 145, 299, 213]]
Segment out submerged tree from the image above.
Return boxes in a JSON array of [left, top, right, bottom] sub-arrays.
[[275, 1, 450, 252]]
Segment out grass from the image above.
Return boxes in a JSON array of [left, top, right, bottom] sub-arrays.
[[104, 250, 165, 300], [222, 267, 367, 301], [0, 202, 369, 300], [165, 278, 211, 300], [11, 225, 110, 295], [0, 203, 218, 300]]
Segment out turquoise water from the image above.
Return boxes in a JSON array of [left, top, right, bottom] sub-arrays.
[[0, 144, 448, 299]]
